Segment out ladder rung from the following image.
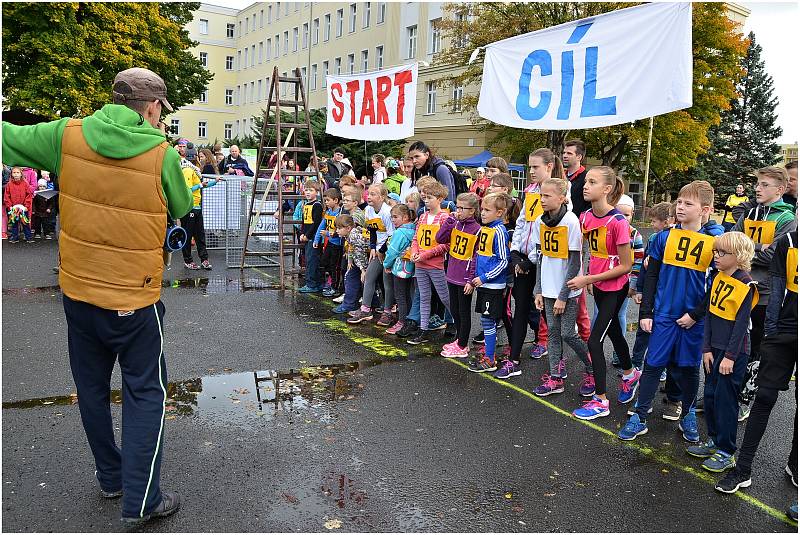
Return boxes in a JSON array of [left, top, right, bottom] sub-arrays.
[[266, 122, 308, 129], [271, 100, 303, 107], [262, 146, 314, 152], [277, 76, 301, 83]]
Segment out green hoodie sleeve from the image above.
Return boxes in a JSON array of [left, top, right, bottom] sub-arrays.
[[161, 149, 192, 219], [2, 119, 70, 172]]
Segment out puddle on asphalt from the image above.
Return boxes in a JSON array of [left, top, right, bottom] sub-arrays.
[[321, 472, 368, 509], [2, 359, 384, 425]]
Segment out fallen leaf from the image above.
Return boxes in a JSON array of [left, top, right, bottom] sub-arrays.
[[165, 415, 176, 420], [504, 492, 513, 499], [324, 519, 342, 530], [661, 469, 669, 473], [544, 492, 556, 497], [283, 492, 299, 504], [42, 401, 54, 405]]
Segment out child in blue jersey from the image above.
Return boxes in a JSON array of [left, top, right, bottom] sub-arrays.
[[298, 180, 324, 293], [619, 180, 724, 442], [468, 192, 511, 373], [314, 188, 344, 298]]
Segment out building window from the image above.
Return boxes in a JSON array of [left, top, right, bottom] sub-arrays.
[[226, 23, 235, 38], [429, 19, 441, 54], [268, 5, 272, 23], [199, 19, 208, 35], [260, 9, 264, 27], [252, 16, 256, 32], [376, 45, 384, 69], [363, 2, 371, 28], [377, 1, 386, 23], [251, 81, 255, 104], [234, 120, 239, 137], [281, 71, 288, 97], [266, 39, 271, 59], [238, 21, 242, 36], [295, 2, 300, 12], [406, 25, 417, 59], [284, 2, 289, 16], [292, 27, 299, 52], [244, 48, 248, 68], [257, 79, 262, 100], [199, 89, 208, 104], [258, 42, 263, 63], [361, 50, 368, 72], [245, 17, 249, 34], [198, 121, 207, 139], [225, 89, 234, 105], [301, 66, 307, 89], [226, 55, 234, 71], [454, 12, 468, 48], [425, 82, 436, 114], [237, 51, 241, 70], [311, 63, 318, 90], [283, 31, 289, 55], [251, 45, 256, 66], [224, 123, 232, 139], [452, 85, 464, 112], [335, 9, 343, 37], [334, 57, 341, 75], [322, 61, 329, 87], [243, 84, 248, 104], [349, 4, 357, 33], [324, 14, 331, 41], [347, 53, 355, 75], [170, 118, 181, 135], [275, 35, 280, 57], [276, 2, 280, 20], [199, 51, 208, 67], [302, 23, 309, 49]]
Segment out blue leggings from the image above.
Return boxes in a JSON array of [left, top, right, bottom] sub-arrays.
[[481, 316, 498, 361]]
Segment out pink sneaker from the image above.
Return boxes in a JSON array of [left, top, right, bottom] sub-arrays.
[[579, 373, 596, 397], [441, 343, 469, 358], [386, 321, 404, 335], [441, 340, 458, 353]]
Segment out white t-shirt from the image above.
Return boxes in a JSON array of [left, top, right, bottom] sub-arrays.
[[372, 167, 386, 184], [400, 178, 417, 203], [532, 210, 583, 299]]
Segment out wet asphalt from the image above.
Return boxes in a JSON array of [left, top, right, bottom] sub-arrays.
[[1, 239, 798, 532]]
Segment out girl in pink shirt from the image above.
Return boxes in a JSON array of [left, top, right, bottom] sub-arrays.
[[567, 166, 640, 420]]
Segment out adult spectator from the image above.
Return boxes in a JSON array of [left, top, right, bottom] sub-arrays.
[[407, 140, 456, 202], [783, 160, 797, 207], [2, 67, 191, 525], [562, 139, 591, 215], [722, 184, 749, 231], [185, 141, 198, 163], [175, 138, 188, 159], [221, 145, 254, 176], [326, 147, 352, 189]]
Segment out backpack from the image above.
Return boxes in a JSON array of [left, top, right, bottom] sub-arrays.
[[431, 160, 469, 196]]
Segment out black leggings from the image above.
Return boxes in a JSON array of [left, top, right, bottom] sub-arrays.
[[748, 304, 767, 362], [737, 385, 798, 475], [589, 284, 631, 396], [448, 282, 473, 348], [395, 276, 413, 322], [182, 208, 208, 263], [510, 268, 540, 361]]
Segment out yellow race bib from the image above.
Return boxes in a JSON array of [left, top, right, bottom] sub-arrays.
[[787, 246, 798, 293], [524, 192, 544, 223], [540, 224, 568, 259], [477, 227, 496, 257], [450, 229, 478, 261], [361, 227, 370, 239], [743, 219, 777, 245], [324, 213, 336, 233], [709, 272, 759, 321], [366, 217, 386, 232], [417, 223, 440, 251], [303, 204, 314, 224], [662, 228, 714, 272], [584, 226, 609, 259]]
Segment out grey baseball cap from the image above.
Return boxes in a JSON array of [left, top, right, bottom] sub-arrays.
[[112, 68, 174, 112]]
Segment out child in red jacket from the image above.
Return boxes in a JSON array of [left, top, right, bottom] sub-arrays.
[[4, 167, 33, 242]]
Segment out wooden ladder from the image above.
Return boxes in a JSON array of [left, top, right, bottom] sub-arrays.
[[240, 66, 320, 288]]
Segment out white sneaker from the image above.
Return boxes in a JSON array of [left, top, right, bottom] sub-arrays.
[[332, 294, 344, 303]]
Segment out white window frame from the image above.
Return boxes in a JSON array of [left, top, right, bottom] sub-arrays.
[[363, 2, 371, 28], [292, 27, 299, 52], [225, 89, 234, 105], [284, 2, 289, 16], [237, 51, 241, 70], [238, 21, 242, 37], [199, 89, 208, 104], [245, 17, 249, 34], [198, 121, 207, 139], [257, 79, 263, 101], [266, 39, 272, 60], [336, 9, 344, 37], [276, 2, 281, 20], [311, 63, 318, 90], [324, 14, 331, 42], [376, 45, 384, 69], [244, 48, 249, 68], [312, 18, 320, 45], [347, 53, 355, 75], [429, 18, 441, 54], [275, 35, 280, 57], [425, 81, 436, 114], [268, 5, 272, 24], [452, 85, 464, 112], [301, 66, 307, 89], [226, 23, 235, 38], [258, 42, 263, 64], [224, 123, 233, 139], [225, 55, 234, 71], [334, 57, 341, 75], [199, 18, 209, 35], [199, 51, 208, 67], [283, 31, 289, 55], [322, 61, 329, 87], [377, 1, 386, 24], [260, 9, 264, 27], [302, 23, 309, 49], [349, 3, 357, 33], [251, 81, 255, 104], [251, 44, 256, 66], [406, 25, 417, 59], [361, 49, 368, 72], [170, 118, 181, 135]]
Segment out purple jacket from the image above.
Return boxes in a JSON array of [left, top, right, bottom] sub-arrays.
[[436, 214, 481, 286]]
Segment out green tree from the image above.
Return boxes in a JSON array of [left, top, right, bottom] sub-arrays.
[[689, 31, 783, 205], [435, 2, 747, 199], [2, 2, 212, 119]]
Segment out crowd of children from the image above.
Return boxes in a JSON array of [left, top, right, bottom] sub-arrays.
[[292, 140, 797, 519], [2, 165, 58, 242]]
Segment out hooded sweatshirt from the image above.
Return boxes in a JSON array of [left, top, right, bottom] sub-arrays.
[[3, 178, 32, 213], [436, 213, 481, 286], [733, 199, 797, 298], [2, 104, 191, 219]]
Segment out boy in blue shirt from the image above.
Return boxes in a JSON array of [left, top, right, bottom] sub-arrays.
[[468, 192, 511, 373], [314, 188, 344, 297], [298, 180, 324, 293], [619, 181, 723, 442]]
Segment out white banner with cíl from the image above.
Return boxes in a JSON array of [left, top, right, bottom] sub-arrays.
[[326, 63, 418, 140], [477, 2, 692, 130]]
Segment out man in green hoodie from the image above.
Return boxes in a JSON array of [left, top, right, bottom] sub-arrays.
[[2, 67, 192, 525], [733, 166, 797, 416]]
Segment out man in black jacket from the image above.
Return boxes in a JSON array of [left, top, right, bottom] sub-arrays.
[[326, 147, 351, 190], [563, 139, 591, 216], [220, 145, 254, 176]]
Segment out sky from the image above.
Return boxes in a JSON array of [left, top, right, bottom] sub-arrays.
[[218, 1, 797, 144]]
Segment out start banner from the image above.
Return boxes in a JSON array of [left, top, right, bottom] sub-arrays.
[[477, 2, 692, 130], [325, 63, 418, 140]]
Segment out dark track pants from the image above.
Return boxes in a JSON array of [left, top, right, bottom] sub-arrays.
[[63, 295, 168, 519]]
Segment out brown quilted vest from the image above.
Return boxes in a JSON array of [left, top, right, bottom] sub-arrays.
[[58, 119, 168, 310]]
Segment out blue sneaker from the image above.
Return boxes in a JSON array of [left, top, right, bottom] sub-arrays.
[[618, 368, 642, 404], [687, 439, 717, 458], [298, 285, 322, 293], [493, 360, 522, 380], [618, 413, 648, 441], [679, 410, 700, 442], [702, 451, 736, 472], [332, 304, 354, 314], [322, 287, 337, 297], [468, 357, 497, 373], [572, 396, 610, 420], [428, 315, 447, 331], [787, 504, 798, 522], [529, 344, 548, 359]]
